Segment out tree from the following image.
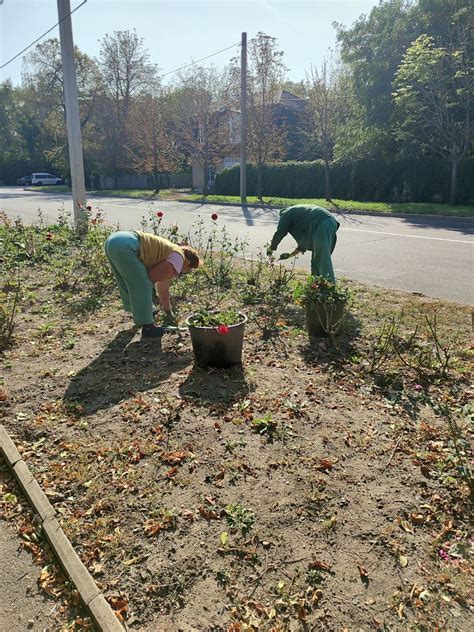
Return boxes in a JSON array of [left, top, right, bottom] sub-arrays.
[[0, 81, 20, 155], [335, 0, 420, 128], [305, 60, 341, 200], [0, 81, 34, 182], [176, 65, 230, 195], [332, 69, 393, 198], [128, 90, 181, 186], [393, 31, 473, 204], [246, 32, 287, 199], [98, 30, 158, 176], [21, 38, 101, 175]]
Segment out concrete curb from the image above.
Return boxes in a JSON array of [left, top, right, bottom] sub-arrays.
[[0, 425, 124, 631]]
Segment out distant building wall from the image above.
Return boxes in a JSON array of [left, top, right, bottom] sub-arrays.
[[192, 160, 205, 190], [192, 155, 240, 191], [96, 173, 192, 190]]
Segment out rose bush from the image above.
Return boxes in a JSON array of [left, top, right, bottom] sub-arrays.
[[187, 308, 243, 329], [299, 275, 350, 307]]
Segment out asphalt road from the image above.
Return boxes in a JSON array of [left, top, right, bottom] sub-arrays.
[[1, 187, 473, 305]]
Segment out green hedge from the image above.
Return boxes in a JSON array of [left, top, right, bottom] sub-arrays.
[[214, 159, 474, 203]]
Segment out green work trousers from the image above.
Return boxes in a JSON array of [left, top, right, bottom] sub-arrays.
[[309, 217, 339, 282], [104, 231, 154, 326]]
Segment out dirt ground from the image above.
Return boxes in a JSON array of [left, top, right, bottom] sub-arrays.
[[0, 514, 66, 631], [0, 264, 472, 630]]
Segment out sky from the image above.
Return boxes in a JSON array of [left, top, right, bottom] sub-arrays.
[[0, 0, 380, 86]]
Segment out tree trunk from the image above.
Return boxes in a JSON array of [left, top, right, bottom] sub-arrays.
[[153, 146, 159, 191], [324, 159, 331, 201], [203, 160, 208, 196], [256, 163, 263, 200], [449, 158, 458, 205]]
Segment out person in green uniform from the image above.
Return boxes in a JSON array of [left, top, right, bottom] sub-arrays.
[[105, 231, 201, 338], [267, 205, 340, 282]]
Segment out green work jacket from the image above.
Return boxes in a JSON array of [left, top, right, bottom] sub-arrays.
[[270, 205, 338, 252]]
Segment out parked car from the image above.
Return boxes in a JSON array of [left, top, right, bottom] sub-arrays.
[[31, 172, 64, 186], [16, 174, 32, 186]]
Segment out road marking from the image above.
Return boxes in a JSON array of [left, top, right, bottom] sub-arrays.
[[342, 227, 472, 244]]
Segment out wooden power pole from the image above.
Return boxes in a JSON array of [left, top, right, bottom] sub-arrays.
[[57, 0, 87, 232], [240, 32, 247, 204]]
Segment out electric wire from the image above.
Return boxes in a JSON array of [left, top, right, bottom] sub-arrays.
[[0, 0, 88, 69], [158, 42, 240, 79], [1, 0, 238, 82]]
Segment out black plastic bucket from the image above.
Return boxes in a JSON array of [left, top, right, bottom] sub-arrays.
[[186, 313, 247, 368]]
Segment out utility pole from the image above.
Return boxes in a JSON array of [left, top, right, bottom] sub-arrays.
[[240, 31, 247, 204], [57, 0, 87, 233]]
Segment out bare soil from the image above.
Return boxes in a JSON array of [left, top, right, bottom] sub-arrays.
[[1, 274, 472, 631], [0, 514, 65, 631]]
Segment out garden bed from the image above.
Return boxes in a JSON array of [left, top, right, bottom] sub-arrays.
[[0, 211, 472, 630]]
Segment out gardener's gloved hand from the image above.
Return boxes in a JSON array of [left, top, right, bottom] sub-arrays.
[[162, 311, 178, 327], [266, 247, 274, 258], [278, 252, 291, 261]]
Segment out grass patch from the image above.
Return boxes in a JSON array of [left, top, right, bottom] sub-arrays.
[[185, 194, 474, 217], [94, 188, 188, 199], [26, 185, 71, 193], [25, 187, 187, 200], [94, 188, 159, 198], [24, 186, 474, 217]]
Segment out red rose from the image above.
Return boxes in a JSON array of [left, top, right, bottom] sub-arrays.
[[211, 213, 218, 221], [217, 324, 229, 335], [45, 232, 53, 241], [157, 211, 164, 218]]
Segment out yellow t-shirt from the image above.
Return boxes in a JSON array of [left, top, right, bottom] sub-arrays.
[[135, 232, 184, 268]]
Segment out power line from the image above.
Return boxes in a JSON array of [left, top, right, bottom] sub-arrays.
[[0, 0, 87, 70], [158, 42, 240, 79], [1, 0, 238, 80]]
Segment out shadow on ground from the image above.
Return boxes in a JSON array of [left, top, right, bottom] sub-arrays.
[[179, 364, 252, 405], [336, 208, 473, 236], [398, 213, 473, 236], [300, 311, 362, 367], [63, 328, 192, 416]]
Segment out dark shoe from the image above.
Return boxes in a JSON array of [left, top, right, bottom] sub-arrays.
[[141, 324, 165, 338]]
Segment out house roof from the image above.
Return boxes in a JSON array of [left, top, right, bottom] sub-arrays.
[[276, 89, 307, 111], [207, 91, 306, 117]]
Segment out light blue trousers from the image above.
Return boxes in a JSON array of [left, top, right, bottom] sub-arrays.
[[104, 231, 154, 326]]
